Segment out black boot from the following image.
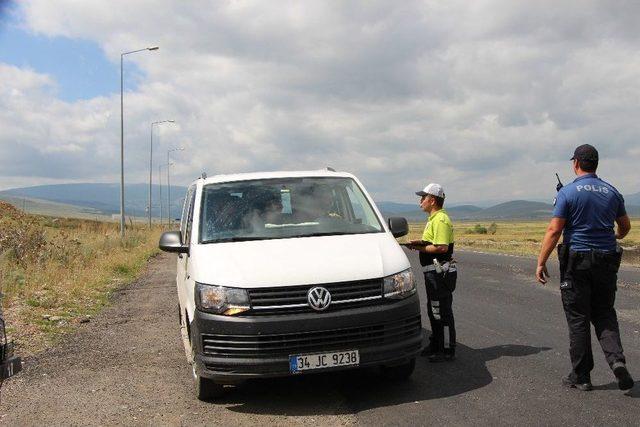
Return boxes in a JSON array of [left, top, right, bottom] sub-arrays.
[[444, 350, 456, 362], [562, 373, 593, 391], [428, 353, 446, 363], [612, 362, 634, 391], [421, 338, 435, 356]]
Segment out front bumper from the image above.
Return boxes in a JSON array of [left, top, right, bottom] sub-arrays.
[[191, 293, 423, 383]]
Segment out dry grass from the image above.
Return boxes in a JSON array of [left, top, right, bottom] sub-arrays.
[[403, 218, 640, 265], [0, 201, 163, 355]]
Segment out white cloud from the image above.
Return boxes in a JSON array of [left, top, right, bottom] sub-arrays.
[[2, 0, 640, 203]]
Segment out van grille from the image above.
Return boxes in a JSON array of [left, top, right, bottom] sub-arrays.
[[202, 315, 421, 358], [246, 278, 384, 315]]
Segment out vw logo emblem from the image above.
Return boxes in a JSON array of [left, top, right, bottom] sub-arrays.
[[307, 287, 331, 311]]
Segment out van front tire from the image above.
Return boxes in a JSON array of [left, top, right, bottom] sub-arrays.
[[189, 327, 224, 401], [193, 365, 224, 401], [380, 358, 415, 380]]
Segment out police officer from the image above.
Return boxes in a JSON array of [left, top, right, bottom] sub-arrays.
[[408, 183, 457, 362], [536, 144, 634, 391]]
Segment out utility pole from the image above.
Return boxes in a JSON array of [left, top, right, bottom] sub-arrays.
[[166, 147, 184, 225], [149, 120, 175, 227], [158, 164, 164, 226], [119, 45, 159, 238]]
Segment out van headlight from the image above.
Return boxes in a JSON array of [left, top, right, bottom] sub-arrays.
[[195, 283, 251, 315], [383, 269, 416, 299]]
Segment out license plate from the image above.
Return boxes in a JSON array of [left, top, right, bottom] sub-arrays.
[[289, 350, 359, 373]]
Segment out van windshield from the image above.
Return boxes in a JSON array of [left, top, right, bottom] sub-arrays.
[[199, 177, 384, 243]]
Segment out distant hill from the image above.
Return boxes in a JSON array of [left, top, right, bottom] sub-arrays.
[[625, 192, 640, 205], [377, 199, 640, 220], [376, 200, 553, 220], [0, 183, 188, 218], [375, 201, 423, 221], [448, 205, 484, 217], [477, 200, 553, 219], [376, 202, 486, 221], [0, 194, 107, 219], [626, 205, 640, 217], [376, 201, 419, 214], [2, 183, 639, 221]]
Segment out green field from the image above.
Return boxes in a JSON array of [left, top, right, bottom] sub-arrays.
[[404, 219, 640, 265]]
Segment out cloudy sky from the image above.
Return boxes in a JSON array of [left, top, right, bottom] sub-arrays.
[[1, 0, 639, 205]]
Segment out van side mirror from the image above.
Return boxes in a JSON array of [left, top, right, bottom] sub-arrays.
[[388, 217, 408, 238], [159, 231, 189, 254]]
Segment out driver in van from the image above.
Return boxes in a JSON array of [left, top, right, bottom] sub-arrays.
[[294, 186, 341, 222], [313, 186, 342, 219], [244, 190, 283, 229]]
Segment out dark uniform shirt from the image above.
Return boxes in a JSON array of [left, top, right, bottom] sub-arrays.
[[552, 173, 626, 252]]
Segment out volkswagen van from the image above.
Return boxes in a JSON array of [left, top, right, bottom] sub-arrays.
[[159, 170, 423, 400]]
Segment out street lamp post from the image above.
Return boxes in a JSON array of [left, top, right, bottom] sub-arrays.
[[158, 164, 164, 226], [167, 147, 184, 225], [149, 120, 175, 227], [159, 162, 174, 227], [120, 45, 159, 238]]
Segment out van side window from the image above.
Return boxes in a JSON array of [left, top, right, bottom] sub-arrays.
[[180, 188, 192, 239], [181, 185, 197, 245]]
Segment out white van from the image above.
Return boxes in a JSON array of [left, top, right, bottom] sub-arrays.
[[159, 170, 423, 400]]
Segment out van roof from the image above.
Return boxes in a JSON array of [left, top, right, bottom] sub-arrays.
[[194, 169, 356, 186]]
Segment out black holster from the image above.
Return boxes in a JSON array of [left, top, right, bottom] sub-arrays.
[[443, 269, 457, 293], [592, 246, 623, 273], [560, 244, 623, 278], [425, 269, 457, 298]]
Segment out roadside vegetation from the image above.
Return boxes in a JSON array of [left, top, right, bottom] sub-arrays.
[[0, 201, 162, 355], [405, 219, 640, 266]]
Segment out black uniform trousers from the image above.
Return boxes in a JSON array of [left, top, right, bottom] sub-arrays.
[[424, 270, 456, 355], [561, 264, 625, 382]]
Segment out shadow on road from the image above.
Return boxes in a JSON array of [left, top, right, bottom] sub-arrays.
[[218, 343, 551, 416], [592, 382, 639, 398]]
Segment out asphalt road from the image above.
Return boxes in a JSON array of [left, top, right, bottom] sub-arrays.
[[1, 249, 639, 426]]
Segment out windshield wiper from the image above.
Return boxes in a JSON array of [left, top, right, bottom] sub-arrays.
[[298, 230, 382, 238], [201, 237, 266, 244], [201, 230, 382, 244], [298, 231, 355, 237]]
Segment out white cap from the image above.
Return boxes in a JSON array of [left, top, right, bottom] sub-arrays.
[[416, 183, 445, 199]]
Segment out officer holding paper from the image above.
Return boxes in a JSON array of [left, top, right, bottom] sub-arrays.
[[407, 183, 457, 362], [536, 144, 634, 392]]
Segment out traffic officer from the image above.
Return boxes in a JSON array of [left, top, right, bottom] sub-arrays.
[[408, 183, 457, 362], [536, 144, 634, 391]]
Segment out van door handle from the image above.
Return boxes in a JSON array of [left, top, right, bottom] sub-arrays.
[[178, 254, 183, 259]]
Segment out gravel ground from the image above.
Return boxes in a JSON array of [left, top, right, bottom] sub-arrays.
[[0, 253, 354, 426]]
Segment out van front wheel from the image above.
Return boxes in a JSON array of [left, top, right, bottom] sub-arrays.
[[190, 327, 224, 401], [193, 364, 224, 401], [380, 358, 416, 380]]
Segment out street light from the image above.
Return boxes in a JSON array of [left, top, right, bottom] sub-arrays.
[[158, 162, 174, 227], [158, 164, 164, 226], [167, 147, 184, 225], [120, 45, 159, 238], [149, 120, 175, 227]]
